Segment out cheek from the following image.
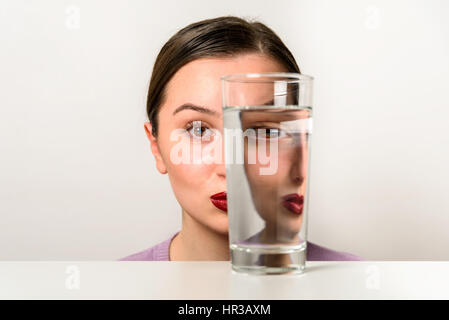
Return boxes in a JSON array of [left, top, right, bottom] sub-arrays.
[[168, 163, 210, 186], [245, 155, 290, 187], [165, 161, 215, 208], [159, 132, 218, 202], [164, 165, 200, 216]]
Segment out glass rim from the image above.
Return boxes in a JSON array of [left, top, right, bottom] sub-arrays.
[[221, 72, 314, 83]]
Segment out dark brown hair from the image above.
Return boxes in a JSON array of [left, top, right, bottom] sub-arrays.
[[147, 16, 301, 138]]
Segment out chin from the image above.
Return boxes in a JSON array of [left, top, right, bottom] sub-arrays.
[[210, 221, 229, 236], [214, 224, 229, 236]]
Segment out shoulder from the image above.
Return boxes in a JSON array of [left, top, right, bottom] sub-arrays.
[[118, 232, 179, 261], [306, 241, 363, 261]]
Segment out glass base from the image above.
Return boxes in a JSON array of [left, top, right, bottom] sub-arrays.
[[230, 244, 306, 275]]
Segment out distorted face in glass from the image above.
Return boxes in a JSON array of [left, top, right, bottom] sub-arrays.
[[239, 83, 311, 244]]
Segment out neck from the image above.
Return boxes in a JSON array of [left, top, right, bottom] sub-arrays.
[[170, 209, 230, 261], [260, 224, 300, 244]]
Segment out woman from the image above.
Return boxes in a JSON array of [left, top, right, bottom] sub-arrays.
[[119, 16, 362, 261]]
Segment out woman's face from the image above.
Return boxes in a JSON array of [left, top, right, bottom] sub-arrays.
[[144, 53, 287, 235]]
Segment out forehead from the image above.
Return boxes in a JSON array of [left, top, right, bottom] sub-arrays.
[[161, 54, 287, 115]]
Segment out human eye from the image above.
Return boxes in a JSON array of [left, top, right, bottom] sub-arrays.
[[185, 120, 215, 141], [252, 127, 287, 140]]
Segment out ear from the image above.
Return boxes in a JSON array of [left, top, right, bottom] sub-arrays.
[[144, 121, 168, 174]]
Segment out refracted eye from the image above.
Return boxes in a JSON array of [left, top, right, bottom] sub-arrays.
[[254, 127, 287, 140], [187, 121, 214, 140]]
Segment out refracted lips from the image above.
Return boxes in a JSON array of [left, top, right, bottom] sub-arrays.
[[281, 193, 304, 215]]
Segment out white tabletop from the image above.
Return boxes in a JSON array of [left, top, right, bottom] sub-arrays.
[[0, 261, 448, 299]]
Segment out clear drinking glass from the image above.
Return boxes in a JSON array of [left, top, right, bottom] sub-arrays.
[[221, 72, 313, 275]]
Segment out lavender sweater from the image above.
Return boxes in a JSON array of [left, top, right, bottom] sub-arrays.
[[118, 232, 362, 261]]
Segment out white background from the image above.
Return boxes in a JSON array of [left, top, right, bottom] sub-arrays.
[[1, 0, 448, 260]]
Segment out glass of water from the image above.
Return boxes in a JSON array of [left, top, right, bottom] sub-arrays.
[[221, 72, 313, 275]]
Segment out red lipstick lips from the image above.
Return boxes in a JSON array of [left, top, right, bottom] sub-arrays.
[[210, 191, 227, 212], [282, 193, 304, 215]]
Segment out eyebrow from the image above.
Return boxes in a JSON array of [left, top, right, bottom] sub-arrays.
[[172, 103, 219, 117], [172, 99, 275, 116]]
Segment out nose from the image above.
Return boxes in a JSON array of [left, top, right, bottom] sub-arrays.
[[289, 136, 307, 186]]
